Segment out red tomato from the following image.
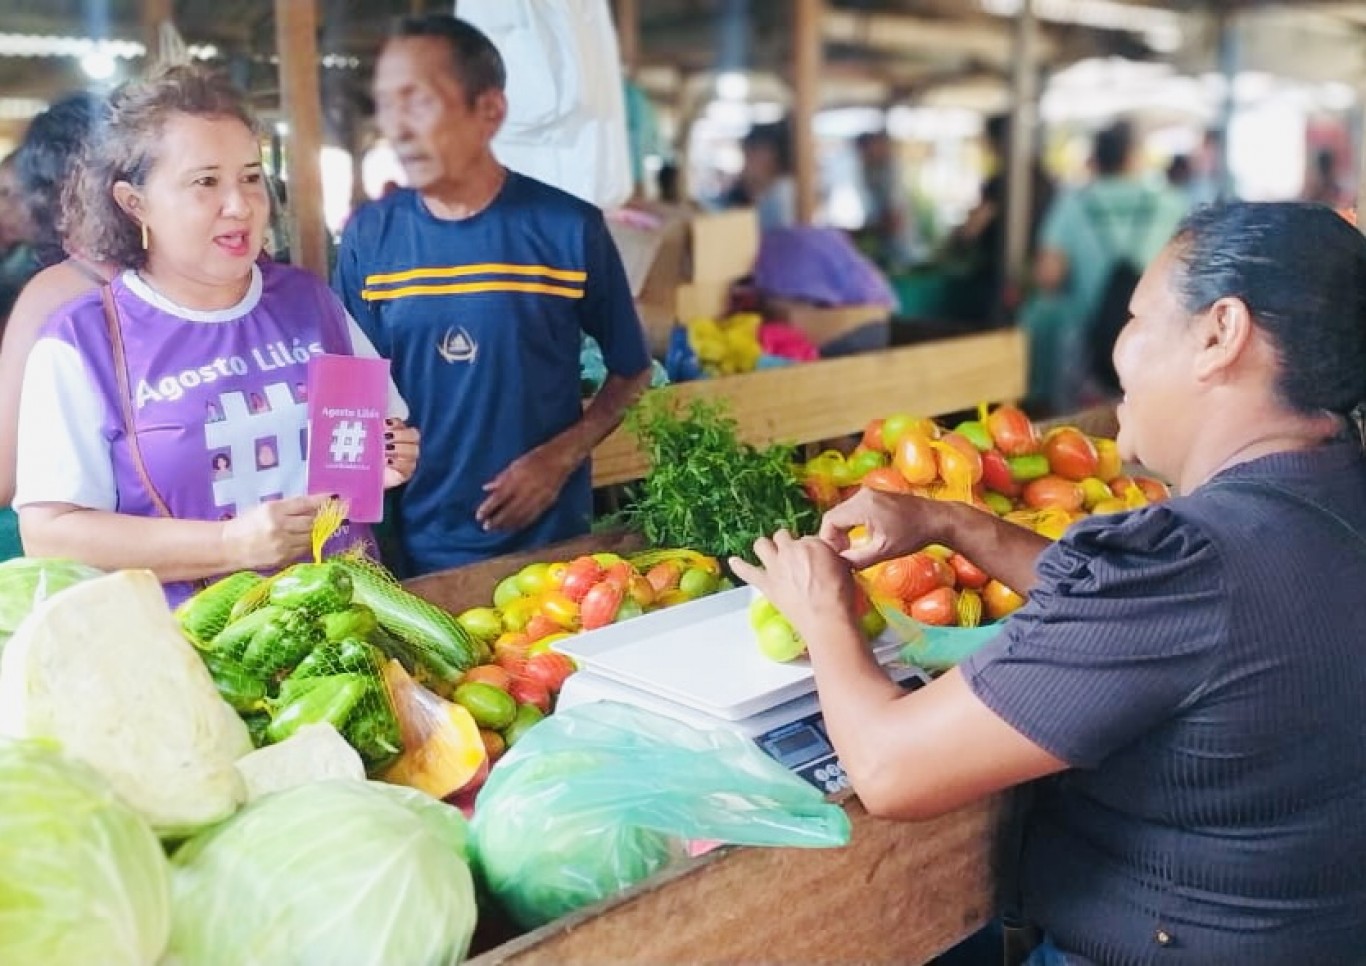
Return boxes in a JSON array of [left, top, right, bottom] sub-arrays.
[[948, 553, 990, 590], [1043, 428, 1100, 481], [522, 613, 562, 643], [507, 676, 551, 714], [980, 449, 1020, 497], [645, 561, 682, 594], [802, 473, 841, 511], [861, 418, 886, 452], [602, 561, 635, 592], [986, 404, 1040, 456], [492, 636, 532, 677], [909, 586, 957, 626], [580, 581, 625, 630], [561, 556, 605, 599], [940, 431, 980, 464], [875, 553, 942, 602], [1022, 475, 1085, 513], [1133, 476, 1171, 503], [523, 652, 577, 694], [860, 467, 914, 494], [463, 665, 513, 692]]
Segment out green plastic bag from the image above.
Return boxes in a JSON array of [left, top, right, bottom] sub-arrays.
[[871, 594, 1003, 672], [469, 701, 851, 930]]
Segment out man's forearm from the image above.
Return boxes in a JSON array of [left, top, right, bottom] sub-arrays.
[[552, 367, 651, 467]]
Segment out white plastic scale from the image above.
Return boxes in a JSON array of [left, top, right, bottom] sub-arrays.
[[553, 587, 930, 795]]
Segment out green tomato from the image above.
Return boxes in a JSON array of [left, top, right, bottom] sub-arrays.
[[748, 595, 780, 630], [982, 491, 1015, 516], [502, 703, 545, 746], [754, 614, 806, 663], [846, 448, 887, 480], [453, 682, 518, 731], [678, 567, 720, 599], [1007, 454, 1051, 482], [881, 412, 916, 451], [493, 574, 525, 609], [457, 606, 504, 644], [954, 420, 994, 452]]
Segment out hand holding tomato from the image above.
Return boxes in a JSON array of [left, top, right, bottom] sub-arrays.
[[476, 439, 576, 532], [729, 530, 859, 644], [818, 488, 946, 569]]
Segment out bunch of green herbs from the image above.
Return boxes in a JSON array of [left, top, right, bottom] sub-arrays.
[[612, 396, 817, 563]]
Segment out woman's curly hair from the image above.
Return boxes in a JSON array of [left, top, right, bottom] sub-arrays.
[[62, 64, 259, 270]]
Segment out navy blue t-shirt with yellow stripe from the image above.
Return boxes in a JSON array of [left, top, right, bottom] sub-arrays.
[[334, 172, 649, 575]]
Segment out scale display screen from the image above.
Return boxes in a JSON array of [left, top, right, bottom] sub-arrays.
[[761, 722, 832, 768]]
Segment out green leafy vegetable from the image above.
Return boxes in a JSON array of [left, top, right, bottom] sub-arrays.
[[615, 396, 818, 562], [0, 739, 171, 966]]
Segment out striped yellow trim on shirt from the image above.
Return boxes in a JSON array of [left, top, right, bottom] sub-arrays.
[[365, 262, 587, 285], [364, 280, 586, 302]]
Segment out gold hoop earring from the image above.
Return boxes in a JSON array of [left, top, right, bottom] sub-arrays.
[[140, 222, 149, 251]]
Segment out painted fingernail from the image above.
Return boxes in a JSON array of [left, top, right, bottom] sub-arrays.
[[384, 431, 393, 440], [386, 457, 394, 465], [330, 493, 341, 500], [385, 442, 395, 451]]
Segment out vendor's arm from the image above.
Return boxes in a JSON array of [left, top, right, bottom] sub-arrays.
[[734, 509, 1222, 821], [14, 338, 324, 579], [0, 262, 105, 505], [477, 209, 652, 532], [821, 489, 1050, 593], [733, 532, 1065, 820]]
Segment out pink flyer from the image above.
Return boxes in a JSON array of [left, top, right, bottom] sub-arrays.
[[305, 354, 389, 522]]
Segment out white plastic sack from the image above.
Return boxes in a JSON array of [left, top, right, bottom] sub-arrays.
[[459, 0, 633, 209]]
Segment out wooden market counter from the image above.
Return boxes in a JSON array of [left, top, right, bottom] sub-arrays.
[[405, 531, 1015, 965]]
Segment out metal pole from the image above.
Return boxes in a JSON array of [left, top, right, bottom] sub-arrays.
[[1003, 0, 1038, 300]]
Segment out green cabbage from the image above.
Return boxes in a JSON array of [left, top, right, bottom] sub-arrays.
[[167, 780, 477, 966], [0, 739, 171, 965], [0, 557, 103, 653]]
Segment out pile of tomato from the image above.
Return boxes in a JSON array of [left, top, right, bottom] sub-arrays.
[[799, 403, 1171, 630]]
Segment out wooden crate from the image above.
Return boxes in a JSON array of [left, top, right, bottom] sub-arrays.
[[591, 329, 1027, 487]]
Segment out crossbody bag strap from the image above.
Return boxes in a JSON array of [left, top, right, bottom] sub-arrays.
[[101, 284, 176, 520]]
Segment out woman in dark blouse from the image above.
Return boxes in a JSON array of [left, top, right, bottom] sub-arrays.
[[733, 202, 1366, 965]]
